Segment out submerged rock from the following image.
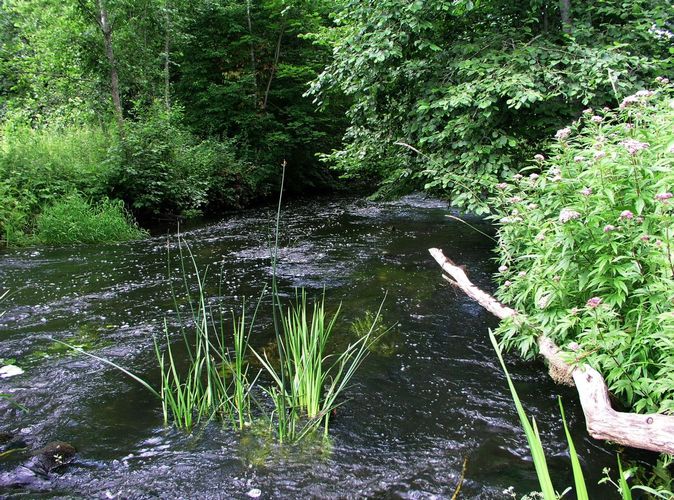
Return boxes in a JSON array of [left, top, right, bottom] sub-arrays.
[[28, 441, 77, 475]]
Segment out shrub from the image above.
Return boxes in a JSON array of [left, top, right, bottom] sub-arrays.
[[108, 102, 259, 217], [35, 194, 147, 245], [491, 81, 674, 414], [0, 121, 114, 244]]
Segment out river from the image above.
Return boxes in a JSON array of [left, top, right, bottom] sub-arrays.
[[0, 195, 627, 498]]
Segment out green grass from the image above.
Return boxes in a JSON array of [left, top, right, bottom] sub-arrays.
[[254, 291, 386, 443], [0, 122, 115, 246], [35, 194, 147, 245], [153, 240, 259, 429]]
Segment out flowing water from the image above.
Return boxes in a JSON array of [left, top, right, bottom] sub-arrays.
[[0, 195, 637, 498]]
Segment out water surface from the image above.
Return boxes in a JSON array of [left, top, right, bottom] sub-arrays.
[[0, 196, 624, 498]]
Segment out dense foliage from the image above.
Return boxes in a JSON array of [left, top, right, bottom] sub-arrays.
[[492, 83, 674, 414], [310, 0, 673, 211], [0, 122, 113, 245], [0, 0, 346, 245]]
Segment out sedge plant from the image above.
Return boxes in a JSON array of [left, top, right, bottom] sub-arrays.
[[253, 291, 386, 443], [492, 328, 592, 499]]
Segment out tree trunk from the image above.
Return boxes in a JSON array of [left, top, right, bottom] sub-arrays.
[[262, 20, 285, 111], [163, 0, 171, 111], [428, 247, 674, 455], [95, 0, 124, 132], [246, 0, 259, 108], [559, 0, 572, 34]]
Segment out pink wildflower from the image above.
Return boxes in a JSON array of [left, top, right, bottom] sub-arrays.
[[535, 233, 545, 241], [586, 297, 602, 308], [580, 187, 592, 196], [590, 115, 603, 123], [568, 341, 581, 352], [529, 173, 540, 180], [534, 154, 545, 162], [620, 139, 650, 155], [603, 224, 616, 232], [641, 235, 650, 242], [559, 208, 580, 223], [594, 150, 606, 160], [619, 95, 640, 109], [620, 210, 634, 220], [574, 156, 584, 163], [655, 192, 673, 201], [513, 174, 523, 181], [510, 196, 523, 203], [518, 271, 526, 277], [504, 280, 512, 287], [555, 127, 571, 140], [496, 182, 508, 190], [498, 265, 508, 273], [582, 108, 593, 115]]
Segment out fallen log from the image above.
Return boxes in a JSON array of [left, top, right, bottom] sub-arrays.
[[429, 247, 674, 455]]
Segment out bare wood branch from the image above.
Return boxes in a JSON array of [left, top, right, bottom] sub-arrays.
[[429, 247, 674, 455]]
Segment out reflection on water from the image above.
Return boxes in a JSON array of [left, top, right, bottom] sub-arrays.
[[0, 195, 621, 497]]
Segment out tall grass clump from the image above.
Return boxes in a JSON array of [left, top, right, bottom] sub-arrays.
[[35, 194, 147, 245], [254, 291, 384, 442], [153, 240, 259, 429], [491, 81, 674, 415], [0, 121, 115, 245]]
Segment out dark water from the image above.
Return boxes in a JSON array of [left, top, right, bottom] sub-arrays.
[[0, 195, 627, 498]]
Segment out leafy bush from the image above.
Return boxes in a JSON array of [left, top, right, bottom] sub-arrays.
[[107, 102, 259, 217], [35, 194, 147, 245], [492, 81, 674, 414]]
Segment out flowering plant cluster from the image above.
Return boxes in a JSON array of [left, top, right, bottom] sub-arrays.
[[491, 82, 674, 414]]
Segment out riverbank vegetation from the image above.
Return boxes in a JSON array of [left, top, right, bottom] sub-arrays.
[[492, 85, 674, 416], [1, 0, 673, 496], [0, 0, 347, 246]]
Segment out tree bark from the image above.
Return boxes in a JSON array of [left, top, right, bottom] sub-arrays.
[[94, 0, 124, 132], [559, 0, 572, 34], [429, 247, 674, 455]]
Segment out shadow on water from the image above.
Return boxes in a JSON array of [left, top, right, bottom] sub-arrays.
[[0, 195, 631, 498]]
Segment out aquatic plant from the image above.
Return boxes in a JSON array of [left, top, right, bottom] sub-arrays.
[[36, 194, 147, 245], [254, 291, 385, 442], [153, 240, 260, 429], [350, 310, 398, 356]]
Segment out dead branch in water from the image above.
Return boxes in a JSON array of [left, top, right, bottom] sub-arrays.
[[429, 247, 674, 455]]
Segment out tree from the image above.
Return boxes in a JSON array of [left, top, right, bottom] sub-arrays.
[[309, 0, 673, 211]]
